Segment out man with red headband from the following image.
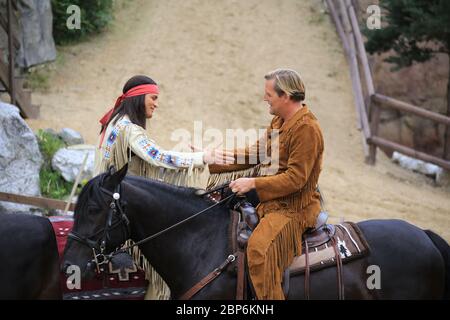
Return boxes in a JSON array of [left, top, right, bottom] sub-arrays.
[[94, 75, 233, 300]]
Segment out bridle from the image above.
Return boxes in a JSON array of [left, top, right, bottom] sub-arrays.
[[68, 180, 237, 281], [68, 181, 131, 274]]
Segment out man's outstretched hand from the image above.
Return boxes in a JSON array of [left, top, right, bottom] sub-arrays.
[[190, 144, 235, 165]]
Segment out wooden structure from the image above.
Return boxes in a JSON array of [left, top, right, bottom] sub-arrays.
[[326, 0, 450, 170], [0, 191, 76, 212], [0, 0, 39, 118]]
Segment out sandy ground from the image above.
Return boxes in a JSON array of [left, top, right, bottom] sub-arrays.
[[26, 0, 450, 241]]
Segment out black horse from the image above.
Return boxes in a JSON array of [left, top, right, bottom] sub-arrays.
[[62, 165, 449, 299], [0, 212, 62, 299]]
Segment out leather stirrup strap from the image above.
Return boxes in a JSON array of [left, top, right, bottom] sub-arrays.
[[330, 236, 345, 300], [179, 253, 237, 300], [304, 236, 310, 300], [236, 250, 246, 300]]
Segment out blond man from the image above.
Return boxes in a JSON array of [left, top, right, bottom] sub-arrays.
[[209, 69, 324, 299]]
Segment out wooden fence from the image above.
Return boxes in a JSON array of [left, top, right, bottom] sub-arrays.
[[326, 0, 450, 170], [0, 191, 76, 212]]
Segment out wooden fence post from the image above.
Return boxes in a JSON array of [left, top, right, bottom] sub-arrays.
[[368, 96, 381, 165], [334, 0, 371, 159], [348, 2, 375, 113]]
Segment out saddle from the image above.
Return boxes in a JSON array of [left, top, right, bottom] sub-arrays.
[[303, 211, 335, 248], [229, 204, 370, 300], [200, 189, 370, 300], [233, 205, 334, 252]]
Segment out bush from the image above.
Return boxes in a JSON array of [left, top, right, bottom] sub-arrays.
[[39, 167, 73, 200], [52, 0, 114, 45], [36, 129, 65, 163], [36, 129, 78, 200]]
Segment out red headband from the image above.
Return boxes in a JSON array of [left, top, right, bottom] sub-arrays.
[[98, 84, 159, 147]]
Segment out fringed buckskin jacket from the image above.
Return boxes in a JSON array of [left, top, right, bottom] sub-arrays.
[[208, 105, 324, 229], [94, 115, 205, 186]]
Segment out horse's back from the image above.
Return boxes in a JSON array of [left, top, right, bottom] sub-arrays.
[[358, 219, 445, 299], [0, 212, 62, 299], [288, 219, 445, 299]]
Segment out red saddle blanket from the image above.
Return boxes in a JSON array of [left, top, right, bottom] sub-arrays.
[[50, 216, 148, 300]]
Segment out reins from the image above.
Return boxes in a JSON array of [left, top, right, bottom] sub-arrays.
[[113, 191, 236, 255], [70, 181, 235, 262]]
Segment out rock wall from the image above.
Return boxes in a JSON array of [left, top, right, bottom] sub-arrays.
[[0, 0, 56, 68]]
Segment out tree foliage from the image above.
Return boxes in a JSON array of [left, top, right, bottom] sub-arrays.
[[52, 0, 114, 45], [364, 0, 450, 69]]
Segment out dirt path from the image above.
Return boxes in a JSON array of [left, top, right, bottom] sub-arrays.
[[26, 0, 450, 241]]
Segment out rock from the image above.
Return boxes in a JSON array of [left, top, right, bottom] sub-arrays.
[[59, 128, 84, 146], [43, 127, 59, 140], [16, 0, 57, 68], [51, 145, 95, 182], [391, 151, 443, 180], [0, 1, 57, 68], [436, 169, 450, 188], [44, 127, 58, 135], [0, 101, 42, 213]]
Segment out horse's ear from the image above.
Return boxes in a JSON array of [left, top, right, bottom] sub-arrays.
[[114, 163, 128, 182], [108, 165, 117, 175], [103, 164, 128, 191]]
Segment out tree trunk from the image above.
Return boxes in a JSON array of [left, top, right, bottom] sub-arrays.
[[444, 57, 450, 160]]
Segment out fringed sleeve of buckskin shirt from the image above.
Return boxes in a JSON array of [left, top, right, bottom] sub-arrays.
[[94, 115, 205, 186]]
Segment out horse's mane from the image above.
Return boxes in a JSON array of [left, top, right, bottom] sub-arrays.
[[75, 172, 211, 218], [123, 175, 204, 204]]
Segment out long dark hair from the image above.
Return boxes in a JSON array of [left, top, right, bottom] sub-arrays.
[[101, 75, 157, 133]]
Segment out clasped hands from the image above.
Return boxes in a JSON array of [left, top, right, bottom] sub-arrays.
[[190, 144, 256, 195], [190, 144, 234, 165]]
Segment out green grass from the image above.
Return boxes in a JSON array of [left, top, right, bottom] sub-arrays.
[[25, 67, 51, 92], [39, 168, 74, 200]]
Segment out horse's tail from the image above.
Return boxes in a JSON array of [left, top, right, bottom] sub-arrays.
[[424, 229, 450, 300]]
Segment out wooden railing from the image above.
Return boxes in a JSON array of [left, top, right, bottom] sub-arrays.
[[326, 0, 450, 170], [0, 192, 76, 212]]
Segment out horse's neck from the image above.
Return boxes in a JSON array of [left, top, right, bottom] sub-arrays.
[[124, 182, 231, 296]]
